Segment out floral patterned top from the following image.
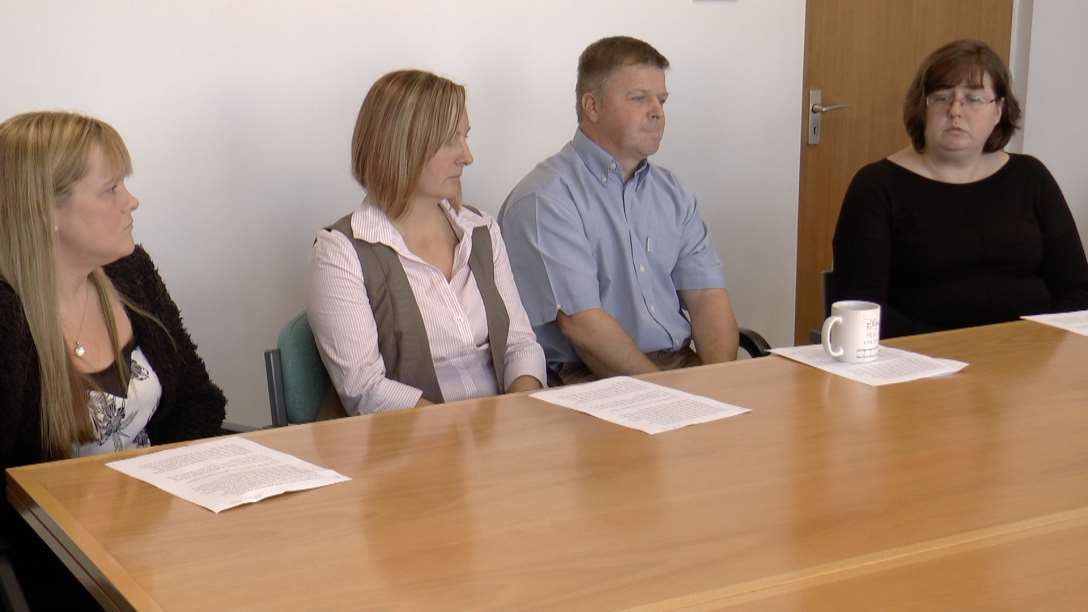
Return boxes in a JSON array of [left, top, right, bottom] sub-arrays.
[[74, 344, 162, 456]]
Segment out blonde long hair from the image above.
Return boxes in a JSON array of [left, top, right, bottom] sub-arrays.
[[0, 111, 133, 459]]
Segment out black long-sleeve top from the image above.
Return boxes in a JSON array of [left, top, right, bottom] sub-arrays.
[[833, 154, 1088, 338]]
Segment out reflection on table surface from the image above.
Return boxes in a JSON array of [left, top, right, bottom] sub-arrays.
[[7, 321, 1088, 611]]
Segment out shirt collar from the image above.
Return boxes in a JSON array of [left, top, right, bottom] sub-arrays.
[[350, 192, 487, 258], [572, 128, 651, 187], [439, 200, 489, 240]]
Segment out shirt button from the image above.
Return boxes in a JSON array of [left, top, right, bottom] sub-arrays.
[[649, 305, 656, 314], [609, 162, 616, 170], [639, 265, 646, 273], [600, 176, 607, 184]]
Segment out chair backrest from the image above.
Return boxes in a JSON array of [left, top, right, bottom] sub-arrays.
[[264, 312, 344, 426], [822, 269, 839, 318], [807, 269, 840, 344]]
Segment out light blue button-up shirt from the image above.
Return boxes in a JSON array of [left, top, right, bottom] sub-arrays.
[[498, 129, 726, 366]]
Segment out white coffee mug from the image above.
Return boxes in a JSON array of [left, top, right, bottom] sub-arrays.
[[821, 300, 881, 363]]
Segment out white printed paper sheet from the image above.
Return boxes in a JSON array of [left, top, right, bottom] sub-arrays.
[[1022, 309, 1088, 336], [771, 344, 967, 386], [531, 376, 750, 434], [107, 437, 350, 513]]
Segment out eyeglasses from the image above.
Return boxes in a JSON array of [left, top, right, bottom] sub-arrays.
[[925, 91, 999, 112]]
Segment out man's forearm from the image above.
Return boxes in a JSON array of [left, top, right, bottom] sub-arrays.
[[558, 309, 658, 378], [681, 288, 739, 364]]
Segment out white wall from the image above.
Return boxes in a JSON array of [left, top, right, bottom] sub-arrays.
[[1, 1, 806, 426], [1006, 0, 1032, 153], [1022, 1, 1088, 246]]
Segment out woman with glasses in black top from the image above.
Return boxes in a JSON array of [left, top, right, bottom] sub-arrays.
[[833, 39, 1088, 338]]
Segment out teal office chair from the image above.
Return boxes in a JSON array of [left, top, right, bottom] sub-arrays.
[[264, 312, 345, 427]]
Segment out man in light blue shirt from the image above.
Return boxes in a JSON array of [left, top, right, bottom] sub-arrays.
[[498, 36, 739, 384]]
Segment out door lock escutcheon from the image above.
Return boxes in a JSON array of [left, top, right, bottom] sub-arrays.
[[807, 89, 850, 145]]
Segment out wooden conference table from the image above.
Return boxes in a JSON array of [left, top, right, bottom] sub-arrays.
[[7, 321, 1088, 610]]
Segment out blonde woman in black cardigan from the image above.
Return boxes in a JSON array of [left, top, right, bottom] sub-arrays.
[[0, 111, 226, 609]]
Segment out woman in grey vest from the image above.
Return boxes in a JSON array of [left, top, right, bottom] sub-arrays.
[[307, 70, 546, 414]]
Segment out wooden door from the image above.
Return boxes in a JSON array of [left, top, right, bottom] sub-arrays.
[[794, 0, 1013, 343]]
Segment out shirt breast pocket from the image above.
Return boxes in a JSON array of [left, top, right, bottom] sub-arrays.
[[643, 225, 684, 275]]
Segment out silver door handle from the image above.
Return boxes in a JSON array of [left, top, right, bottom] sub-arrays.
[[810, 103, 850, 113]]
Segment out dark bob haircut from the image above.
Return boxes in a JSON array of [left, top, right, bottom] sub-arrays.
[[903, 39, 1022, 153]]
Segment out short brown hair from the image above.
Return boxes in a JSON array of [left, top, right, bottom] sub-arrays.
[[351, 70, 466, 218], [576, 36, 669, 122], [903, 39, 1021, 153]]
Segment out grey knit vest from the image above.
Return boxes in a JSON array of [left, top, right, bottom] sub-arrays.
[[326, 210, 509, 403]]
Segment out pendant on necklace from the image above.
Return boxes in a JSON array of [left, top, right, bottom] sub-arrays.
[[73, 342, 87, 358]]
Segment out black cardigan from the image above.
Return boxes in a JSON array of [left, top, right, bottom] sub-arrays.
[[1, 246, 226, 547]]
